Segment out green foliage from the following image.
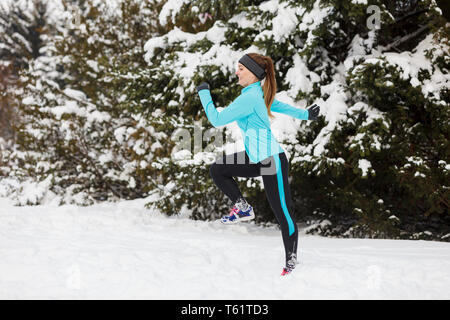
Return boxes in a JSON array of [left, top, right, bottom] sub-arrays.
[[146, 157, 231, 220], [0, 0, 48, 69], [0, 0, 52, 144], [294, 29, 450, 239], [5, 0, 169, 203]]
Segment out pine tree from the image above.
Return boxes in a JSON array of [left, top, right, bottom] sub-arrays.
[[0, 0, 49, 143], [144, 0, 450, 238], [7, 0, 168, 204], [289, 0, 450, 239], [2, 0, 448, 240]]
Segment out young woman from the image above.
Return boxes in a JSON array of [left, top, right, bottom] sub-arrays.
[[196, 53, 320, 276]]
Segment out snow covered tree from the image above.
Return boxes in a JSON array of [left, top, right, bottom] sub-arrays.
[[0, 0, 50, 143], [0, 0, 49, 70], [144, 0, 449, 239], [2, 0, 448, 240], [288, 0, 450, 239], [6, 0, 168, 204]]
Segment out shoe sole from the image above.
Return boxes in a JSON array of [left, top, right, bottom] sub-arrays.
[[237, 214, 255, 222]]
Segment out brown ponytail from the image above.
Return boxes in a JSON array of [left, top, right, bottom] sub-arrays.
[[247, 53, 277, 119]]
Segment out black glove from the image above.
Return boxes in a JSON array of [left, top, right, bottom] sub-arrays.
[[196, 82, 210, 92], [307, 103, 320, 120]]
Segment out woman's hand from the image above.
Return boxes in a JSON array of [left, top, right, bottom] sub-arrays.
[[196, 82, 210, 92], [307, 104, 320, 120]]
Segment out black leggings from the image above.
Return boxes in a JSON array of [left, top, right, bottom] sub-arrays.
[[209, 151, 298, 266]]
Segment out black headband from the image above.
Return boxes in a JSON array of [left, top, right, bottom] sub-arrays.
[[238, 54, 266, 80]]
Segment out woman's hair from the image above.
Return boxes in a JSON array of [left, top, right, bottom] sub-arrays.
[[247, 53, 276, 119]]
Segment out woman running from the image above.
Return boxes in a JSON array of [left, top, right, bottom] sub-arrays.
[[196, 53, 320, 276]]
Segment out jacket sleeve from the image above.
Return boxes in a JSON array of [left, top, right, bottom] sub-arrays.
[[197, 89, 255, 127], [270, 99, 309, 120]]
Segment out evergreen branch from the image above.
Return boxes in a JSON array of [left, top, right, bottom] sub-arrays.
[[381, 24, 429, 53], [75, 128, 122, 199], [41, 78, 95, 108], [394, 9, 429, 25]]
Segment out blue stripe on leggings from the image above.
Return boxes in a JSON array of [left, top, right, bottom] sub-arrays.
[[273, 153, 295, 236]]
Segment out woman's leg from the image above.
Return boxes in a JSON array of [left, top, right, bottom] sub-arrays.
[[209, 151, 261, 203], [261, 152, 298, 268]]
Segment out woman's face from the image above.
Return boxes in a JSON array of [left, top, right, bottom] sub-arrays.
[[235, 63, 258, 87]]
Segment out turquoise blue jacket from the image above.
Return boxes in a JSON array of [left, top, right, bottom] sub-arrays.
[[197, 81, 309, 163]]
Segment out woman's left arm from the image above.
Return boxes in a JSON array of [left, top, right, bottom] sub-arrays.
[[270, 99, 309, 120], [271, 99, 320, 120]]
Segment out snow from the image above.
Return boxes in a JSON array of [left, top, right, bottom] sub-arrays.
[[158, 0, 191, 26], [228, 12, 254, 29], [22, 96, 36, 105], [256, 0, 300, 42], [352, 34, 449, 100], [45, 101, 83, 120], [2, 0, 450, 300], [285, 53, 315, 94], [358, 159, 372, 177], [86, 110, 111, 123], [297, 1, 333, 46], [0, 196, 449, 299], [410, 77, 420, 87], [308, 82, 348, 157], [144, 24, 228, 63], [143, 24, 235, 87], [63, 88, 87, 101]]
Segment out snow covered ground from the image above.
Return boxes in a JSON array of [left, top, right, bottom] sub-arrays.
[[0, 196, 449, 300]]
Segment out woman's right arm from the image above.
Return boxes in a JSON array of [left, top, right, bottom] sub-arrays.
[[197, 86, 254, 127]]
